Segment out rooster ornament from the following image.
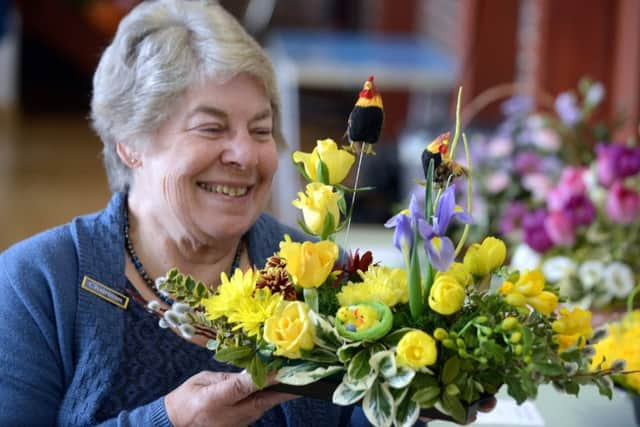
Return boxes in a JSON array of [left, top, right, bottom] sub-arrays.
[[347, 75, 384, 154]]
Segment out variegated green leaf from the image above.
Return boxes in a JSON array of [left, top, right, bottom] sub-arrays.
[[308, 311, 342, 350], [381, 328, 413, 347], [337, 341, 363, 363], [411, 385, 441, 407], [386, 366, 415, 389], [395, 394, 420, 427], [276, 363, 344, 386], [347, 348, 374, 384], [363, 380, 394, 427], [299, 346, 339, 363], [370, 350, 397, 378], [333, 379, 368, 405]]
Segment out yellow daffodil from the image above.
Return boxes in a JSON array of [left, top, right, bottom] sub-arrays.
[[263, 301, 315, 359], [396, 330, 438, 369], [552, 307, 593, 351], [202, 268, 258, 320], [279, 235, 338, 288], [292, 182, 341, 235], [428, 274, 466, 315], [292, 138, 355, 184], [435, 262, 472, 287], [463, 237, 507, 277], [337, 265, 408, 307]]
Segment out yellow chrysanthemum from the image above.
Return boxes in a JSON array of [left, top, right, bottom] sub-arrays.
[[227, 288, 283, 337], [202, 268, 258, 320], [592, 311, 640, 393], [337, 266, 408, 307]]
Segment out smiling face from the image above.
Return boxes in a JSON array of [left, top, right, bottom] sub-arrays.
[[129, 73, 278, 246]]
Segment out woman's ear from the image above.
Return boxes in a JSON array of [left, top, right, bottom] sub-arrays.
[[116, 142, 142, 168]]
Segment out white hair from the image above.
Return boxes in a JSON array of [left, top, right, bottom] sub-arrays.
[[91, 0, 284, 192]]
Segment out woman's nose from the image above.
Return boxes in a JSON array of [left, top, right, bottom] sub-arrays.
[[222, 130, 258, 169]]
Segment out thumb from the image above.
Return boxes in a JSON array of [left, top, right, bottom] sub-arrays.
[[216, 370, 259, 404]]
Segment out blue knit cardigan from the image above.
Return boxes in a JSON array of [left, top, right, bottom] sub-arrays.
[[0, 193, 363, 427]]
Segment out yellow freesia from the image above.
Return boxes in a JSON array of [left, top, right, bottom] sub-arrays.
[[396, 330, 438, 369], [292, 182, 341, 235], [279, 235, 338, 288], [500, 270, 558, 315], [428, 274, 466, 315], [552, 307, 593, 351], [263, 301, 315, 359], [292, 138, 355, 184], [463, 237, 507, 276], [436, 262, 472, 287], [337, 265, 408, 307], [526, 291, 558, 316], [511, 270, 545, 297]]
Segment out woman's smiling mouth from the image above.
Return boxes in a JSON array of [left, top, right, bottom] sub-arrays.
[[196, 182, 250, 197]]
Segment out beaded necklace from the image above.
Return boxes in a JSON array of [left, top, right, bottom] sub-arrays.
[[123, 206, 244, 305]]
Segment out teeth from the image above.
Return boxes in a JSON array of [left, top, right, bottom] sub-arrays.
[[198, 182, 248, 197]]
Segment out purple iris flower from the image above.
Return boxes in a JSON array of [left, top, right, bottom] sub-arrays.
[[385, 194, 425, 262], [417, 185, 472, 271]]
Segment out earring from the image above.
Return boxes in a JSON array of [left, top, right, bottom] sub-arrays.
[[128, 153, 141, 167]]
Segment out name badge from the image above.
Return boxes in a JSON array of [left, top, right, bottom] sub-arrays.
[[81, 276, 129, 309]]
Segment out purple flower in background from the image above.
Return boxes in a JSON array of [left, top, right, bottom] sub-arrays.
[[596, 143, 640, 187], [555, 92, 581, 126], [547, 167, 587, 210], [544, 211, 576, 247], [606, 182, 640, 224], [500, 201, 528, 235], [585, 82, 605, 106], [514, 151, 543, 174], [522, 209, 554, 253], [564, 194, 596, 227], [501, 95, 534, 118]]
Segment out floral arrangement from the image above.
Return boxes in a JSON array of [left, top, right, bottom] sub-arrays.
[[147, 89, 622, 427]]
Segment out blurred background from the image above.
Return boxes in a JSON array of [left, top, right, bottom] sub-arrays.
[[1, 0, 639, 250]]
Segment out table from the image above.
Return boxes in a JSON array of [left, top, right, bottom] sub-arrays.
[[266, 30, 458, 226]]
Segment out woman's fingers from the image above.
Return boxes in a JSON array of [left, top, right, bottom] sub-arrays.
[[478, 396, 497, 412]]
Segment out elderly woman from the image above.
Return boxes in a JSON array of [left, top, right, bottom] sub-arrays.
[[0, 1, 363, 426]]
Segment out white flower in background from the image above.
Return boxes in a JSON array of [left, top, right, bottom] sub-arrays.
[[511, 244, 541, 271], [530, 128, 561, 152], [487, 136, 514, 158], [577, 260, 604, 290], [585, 82, 605, 107], [583, 166, 607, 206], [602, 262, 635, 298], [542, 256, 577, 282]]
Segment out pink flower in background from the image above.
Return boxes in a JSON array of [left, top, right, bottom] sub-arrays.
[[487, 136, 514, 158], [522, 173, 554, 202], [606, 182, 640, 224], [564, 194, 596, 227], [486, 171, 510, 194], [544, 211, 576, 247], [522, 209, 554, 253], [500, 201, 528, 235], [514, 151, 543, 174], [547, 167, 587, 210], [596, 143, 640, 187]]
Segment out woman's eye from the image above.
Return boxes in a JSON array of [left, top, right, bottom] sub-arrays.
[[253, 128, 273, 137]]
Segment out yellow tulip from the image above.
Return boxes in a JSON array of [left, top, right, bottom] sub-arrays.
[[292, 182, 341, 235], [552, 307, 593, 351], [463, 237, 507, 276], [279, 235, 339, 288], [264, 301, 315, 359], [396, 330, 438, 369], [292, 138, 355, 184], [428, 274, 466, 315]]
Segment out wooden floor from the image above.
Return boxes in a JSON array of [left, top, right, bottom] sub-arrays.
[[0, 112, 111, 250]]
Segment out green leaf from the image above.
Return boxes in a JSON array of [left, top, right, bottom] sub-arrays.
[[247, 355, 268, 388], [333, 380, 368, 405], [532, 362, 565, 376], [299, 346, 339, 364], [292, 158, 312, 182], [411, 385, 440, 406], [320, 211, 336, 240], [593, 376, 613, 399], [276, 363, 344, 386], [297, 218, 315, 236], [442, 393, 467, 424], [386, 367, 415, 389], [337, 341, 363, 363], [347, 348, 374, 385], [381, 328, 413, 347], [363, 380, 395, 427], [395, 394, 420, 427], [370, 350, 397, 379], [506, 376, 528, 404], [441, 356, 461, 385], [317, 159, 330, 185], [337, 189, 347, 215], [214, 346, 255, 364]]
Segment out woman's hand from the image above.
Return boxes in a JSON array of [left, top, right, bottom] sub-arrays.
[[165, 370, 297, 427]]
